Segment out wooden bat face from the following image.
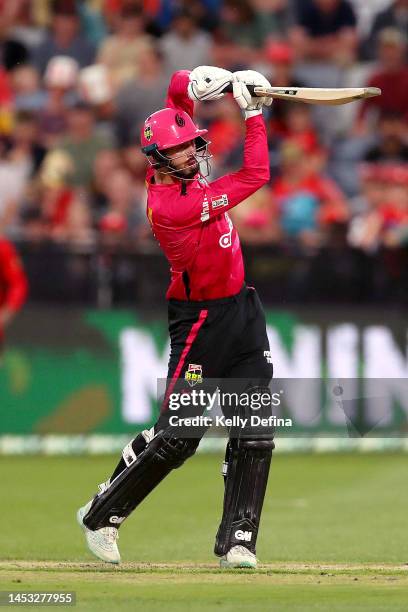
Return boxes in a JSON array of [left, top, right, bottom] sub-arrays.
[[253, 87, 382, 106]]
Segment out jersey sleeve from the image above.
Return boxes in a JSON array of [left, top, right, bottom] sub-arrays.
[[165, 70, 194, 119], [0, 241, 28, 312], [165, 115, 270, 228]]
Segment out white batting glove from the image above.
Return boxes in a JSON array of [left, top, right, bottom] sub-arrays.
[[232, 70, 272, 119], [188, 66, 233, 102]]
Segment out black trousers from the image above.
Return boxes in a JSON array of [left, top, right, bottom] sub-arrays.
[[156, 284, 273, 435], [101, 283, 274, 536]]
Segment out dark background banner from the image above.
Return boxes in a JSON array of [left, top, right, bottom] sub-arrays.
[[1, 306, 407, 436]]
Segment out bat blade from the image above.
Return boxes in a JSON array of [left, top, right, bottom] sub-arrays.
[[253, 86, 382, 105]]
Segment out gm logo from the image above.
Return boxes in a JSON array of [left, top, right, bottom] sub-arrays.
[[234, 529, 252, 542], [109, 516, 125, 525]]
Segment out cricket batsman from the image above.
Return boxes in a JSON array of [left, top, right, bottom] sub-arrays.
[[78, 66, 275, 569]]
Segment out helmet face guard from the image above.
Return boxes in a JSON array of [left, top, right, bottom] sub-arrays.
[[141, 109, 211, 180], [143, 136, 212, 179]]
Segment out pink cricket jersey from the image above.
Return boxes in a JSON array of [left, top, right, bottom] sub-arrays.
[[145, 71, 270, 301]]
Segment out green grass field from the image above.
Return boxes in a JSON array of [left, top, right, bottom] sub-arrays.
[[1, 453, 407, 610]]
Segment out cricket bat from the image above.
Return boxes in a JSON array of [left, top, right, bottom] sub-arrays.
[[251, 86, 381, 106]]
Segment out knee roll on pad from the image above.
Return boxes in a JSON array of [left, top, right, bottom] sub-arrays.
[[214, 437, 274, 556], [83, 431, 200, 530]]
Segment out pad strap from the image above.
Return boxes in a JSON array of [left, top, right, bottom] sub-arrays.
[[83, 432, 199, 530]]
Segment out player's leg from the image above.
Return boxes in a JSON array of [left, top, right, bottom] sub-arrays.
[[77, 301, 227, 562], [215, 288, 274, 568], [215, 374, 274, 568]]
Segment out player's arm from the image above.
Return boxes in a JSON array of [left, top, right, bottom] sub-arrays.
[[164, 71, 271, 228], [165, 66, 233, 119], [0, 240, 28, 328], [165, 70, 195, 118]]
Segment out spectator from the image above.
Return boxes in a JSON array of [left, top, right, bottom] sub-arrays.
[[79, 64, 116, 140], [212, 0, 262, 68], [259, 41, 308, 143], [357, 28, 408, 132], [380, 167, 408, 247], [364, 112, 408, 164], [280, 105, 320, 152], [38, 56, 80, 148], [21, 148, 92, 244], [7, 0, 46, 53], [250, 0, 294, 43], [0, 136, 32, 231], [33, 0, 96, 75], [220, 0, 261, 48], [114, 47, 167, 147], [365, 0, 408, 59], [349, 163, 386, 217], [58, 102, 115, 188], [229, 185, 280, 244], [97, 4, 153, 92], [0, 66, 13, 138], [98, 167, 147, 243], [0, 234, 28, 357], [121, 144, 148, 182], [203, 97, 244, 172], [272, 140, 349, 248], [176, 0, 220, 33], [159, 9, 212, 76], [11, 65, 45, 112], [348, 164, 408, 251], [91, 149, 122, 212], [291, 0, 358, 64], [0, 0, 29, 71], [6, 111, 46, 177]]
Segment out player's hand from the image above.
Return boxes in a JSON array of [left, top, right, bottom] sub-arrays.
[[232, 70, 272, 118], [188, 66, 233, 102]]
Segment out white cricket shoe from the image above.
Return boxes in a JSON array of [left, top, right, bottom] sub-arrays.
[[220, 545, 258, 569], [77, 500, 121, 564]]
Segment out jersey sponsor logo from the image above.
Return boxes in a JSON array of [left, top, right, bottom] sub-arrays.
[[234, 529, 252, 542], [201, 196, 210, 222], [185, 363, 203, 387], [109, 516, 125, 525], [211, 194, 228, 209], [144, 125, 153, 141], [219, 213, 233, 248]]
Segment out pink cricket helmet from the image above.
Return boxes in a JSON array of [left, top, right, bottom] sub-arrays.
[[141, 108, 208, 155]]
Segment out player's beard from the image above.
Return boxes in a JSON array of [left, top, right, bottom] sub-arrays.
[[172, 159, 199, 180]]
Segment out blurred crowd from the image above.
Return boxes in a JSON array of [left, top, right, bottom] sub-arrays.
[[0, 0, 406, 259]]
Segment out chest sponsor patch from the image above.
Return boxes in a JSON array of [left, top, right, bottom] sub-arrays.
[[211, 194, 228, 209]]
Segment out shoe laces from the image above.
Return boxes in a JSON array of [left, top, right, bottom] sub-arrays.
[[101, 527, 119, 544], [232, 545, 253, 557]]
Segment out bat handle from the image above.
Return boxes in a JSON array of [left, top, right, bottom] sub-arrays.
[[222, 83, 258, 96]]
